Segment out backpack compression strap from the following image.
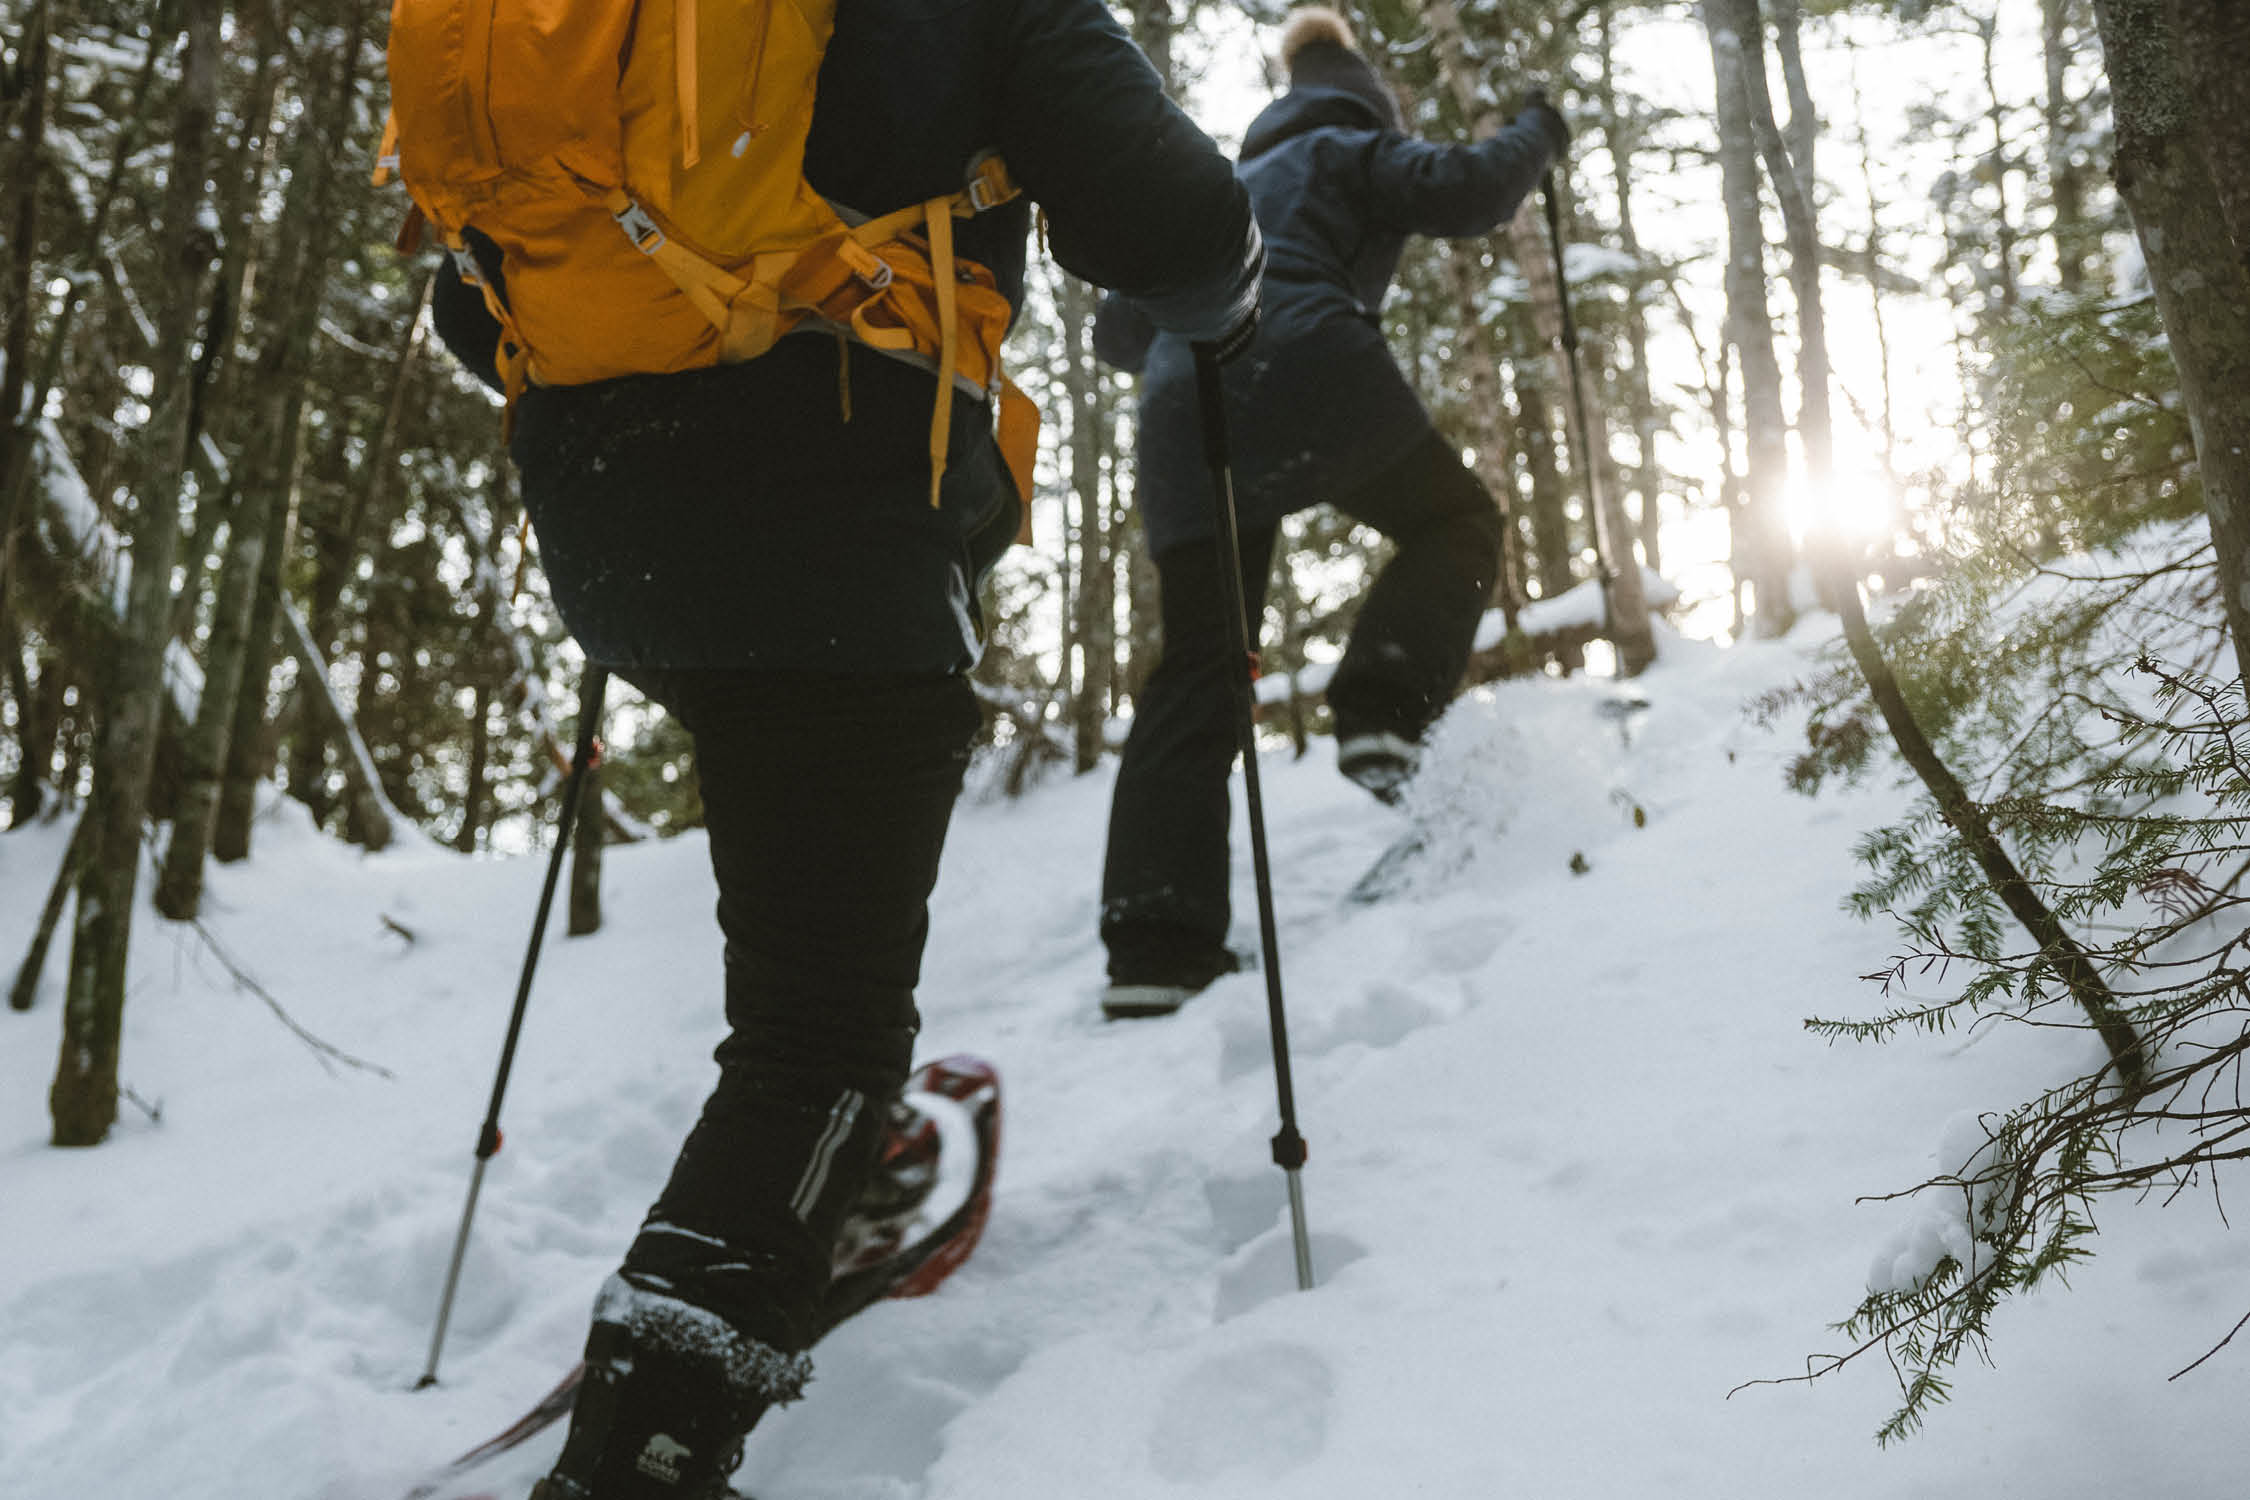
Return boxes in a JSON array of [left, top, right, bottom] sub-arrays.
[[608, 155, 1024, 507]]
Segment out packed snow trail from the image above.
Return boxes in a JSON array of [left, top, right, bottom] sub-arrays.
[[1, 626, 2241, 1499]]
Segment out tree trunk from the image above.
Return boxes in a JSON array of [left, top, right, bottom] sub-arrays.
[[212, 459, 298, 862], [0, 0, 50, 575], [1704, 0, 1795, 636], [287, 271, 430, 815], [1598, 3, 1664, 575], [10, 807, 88, 1012], [1833, 578, 2144, 1082], [1511, 343, 1573, 600], [155, 480, 271, 915], [2092, 0, 2250, 686], [1126, 0, 1174, 89], [1441, 241, 1524, 625], [9, 632, 63, 824], [0, 29, 163, 533], [51, 0, 222, 1148], [1846, 43, 1901, 479], [2163, 0, 2250, 262], [279, 600, 396, 850], [1059, 274, 1117, 773], [568, 762, 605, 937], [456, 680, 493, 853], [2043, 0, 2101, 293], [1742, 0, 1835, 489], [159, 6, 367, 905]]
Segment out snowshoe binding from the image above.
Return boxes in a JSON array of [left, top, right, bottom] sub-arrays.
[[399, 1057, 1001, 1500]]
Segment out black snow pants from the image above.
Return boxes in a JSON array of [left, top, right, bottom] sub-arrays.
[[611, 667, 980, 1356], [1100, 430, 1503, 978]]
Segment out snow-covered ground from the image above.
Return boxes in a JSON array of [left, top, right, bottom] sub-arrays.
[[3, 625, 2241, 1499]]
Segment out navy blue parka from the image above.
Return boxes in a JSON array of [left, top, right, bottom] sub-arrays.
[[1095, 85, 1565, 557], [433, 0, 1261, 673]]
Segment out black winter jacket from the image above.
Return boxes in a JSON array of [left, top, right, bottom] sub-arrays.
[[1094, 85, 1563, 557], [432, 0, 1260, 672]]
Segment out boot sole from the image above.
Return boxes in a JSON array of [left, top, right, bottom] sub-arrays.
[[1101, 984, 1196, 1020]]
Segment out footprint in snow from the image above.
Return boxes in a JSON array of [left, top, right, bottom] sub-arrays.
[[1148, 1342, 1334, 1483], [1219, 979, 1463, 1081]]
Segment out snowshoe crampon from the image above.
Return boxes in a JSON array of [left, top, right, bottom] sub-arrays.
[[396, 1055, 1000, 1500]]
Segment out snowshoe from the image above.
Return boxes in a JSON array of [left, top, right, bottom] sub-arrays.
[[395, 1056, 1001, 1500]]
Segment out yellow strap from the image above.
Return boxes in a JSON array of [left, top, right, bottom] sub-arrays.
[[603, 189, 754, 331], [925, 198, 958, 509], [848, 159, 1021, 254], [678, 0, 701, 169]]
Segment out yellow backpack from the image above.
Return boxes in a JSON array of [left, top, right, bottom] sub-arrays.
[[377, 0, 1038, 511]]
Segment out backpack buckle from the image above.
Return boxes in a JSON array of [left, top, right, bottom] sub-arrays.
[[964, 154, 1014, 214], [838, 238, 893, 291], [613, 200, 667, 254]]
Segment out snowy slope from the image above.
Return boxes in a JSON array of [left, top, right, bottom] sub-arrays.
[[2, 626, 2241, 1500]]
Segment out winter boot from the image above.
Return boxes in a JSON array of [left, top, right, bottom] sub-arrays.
[[530, 1277, 809, 1500], [1336, 730, 1420, 806], [1101, 946, 1242, 1020]]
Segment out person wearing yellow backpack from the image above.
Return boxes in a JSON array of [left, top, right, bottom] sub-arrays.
[[401, 0, 1260, 1492]]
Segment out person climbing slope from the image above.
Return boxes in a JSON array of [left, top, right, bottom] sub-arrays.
[[1094, 6, 1568, 1020], [400, 0, 1263, 1490]]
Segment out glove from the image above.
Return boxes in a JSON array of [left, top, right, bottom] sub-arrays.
[[1190, 305, 1259, 368], [1515, 87, 1572, 156]]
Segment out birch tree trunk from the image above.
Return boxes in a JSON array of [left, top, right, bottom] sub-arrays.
[[2091, 0, 2250, 686], [52, 0, 221, 1147], [1703, 0, 1795, 636]]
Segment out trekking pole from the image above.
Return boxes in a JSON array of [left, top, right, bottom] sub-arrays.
[[1539, 170, 1618, 629], [1191, 327, 1315, 1293], [417, 662, 610, 1388]]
